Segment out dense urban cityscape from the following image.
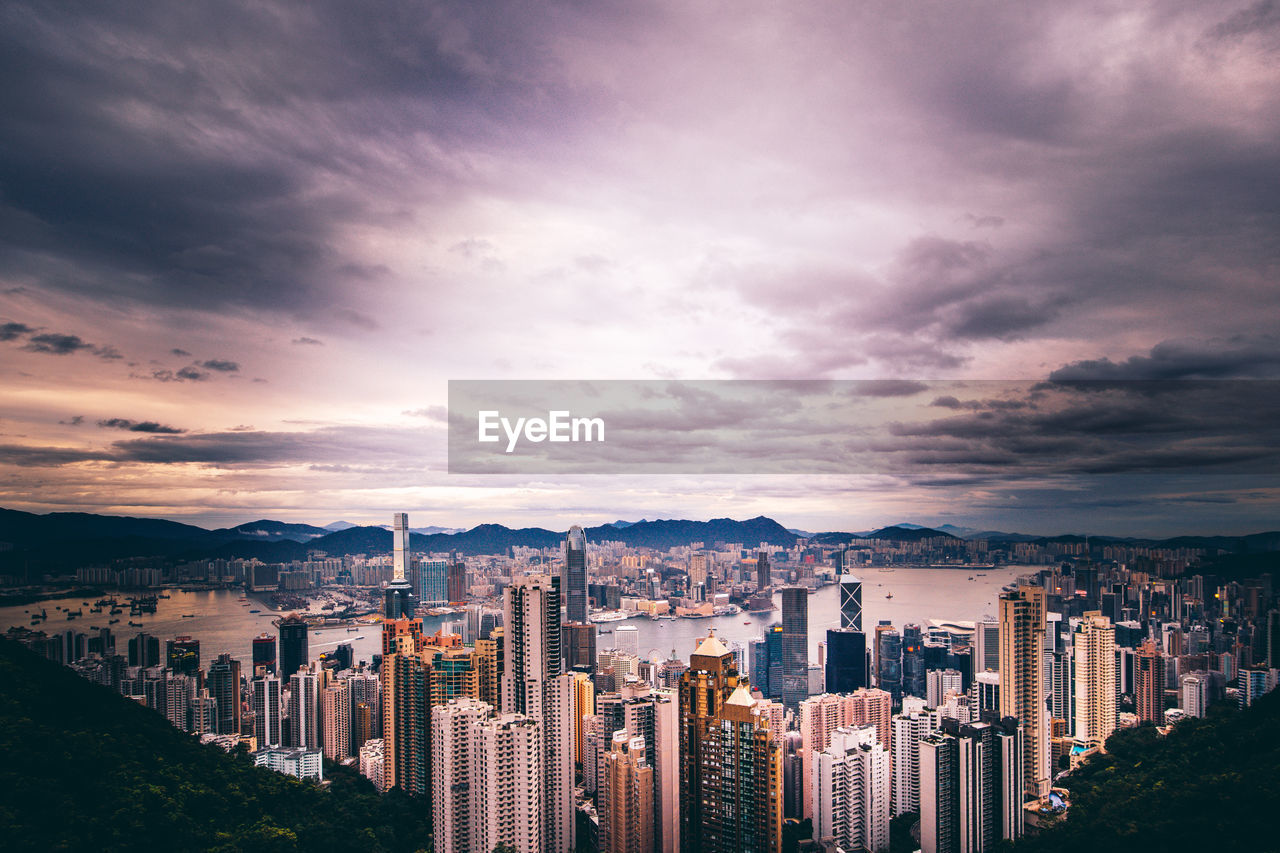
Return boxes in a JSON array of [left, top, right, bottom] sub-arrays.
[[4, 510, 1277, 851]]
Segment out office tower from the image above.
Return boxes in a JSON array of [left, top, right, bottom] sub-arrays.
[[615, 624, 640, 657], [781, 587, 809, 706], [974, 621, 999, 674], [927, 669, 964, 709], [384, 512, 415, 619], [1135, 639, 1166, 723], [973, 671, 1000, 714], [504, 575, 574, 853], [826, 628, 868, 694], [838, 575, 863, 630], [1267, 610, 1280, 669], [252, 633, 276, 675], [757, 550, 771, 591], [1072, 612, 1116, 746], [166, 636, 200, 676], [811, 724, 890, 853], [891, 709, 933, 816], [903, 625, 926, 700], [289, 669, 319, 749], [564, 622, 597, 674], [999, 585, 1049, 797], [601, 732, 656, 853], [749, 625, 785, 699], [447, 558, 467, 603], [679, 632, 782, 853], [412, 558, 450, 608], [321, 682, 350, 760], [919, 717, 1024, 853], [782, 731, 805, 819], [128, 632, 160, 668], [253, 674, 283, 748], [877, 627, 902, 704], [278, 614, 309, 680], [564, 525, 589, 625], [207, 653, 242, 736]]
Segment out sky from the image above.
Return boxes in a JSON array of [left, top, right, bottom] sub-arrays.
[[1, 0, 1279, 536]]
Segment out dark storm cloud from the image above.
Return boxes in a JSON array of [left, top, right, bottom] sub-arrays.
[[0, 321, 33, 341], [199, 359, 240, 372], [1049, 336, 1280, 380], [22, 333, 93, 354], [97, 418, 185, 434], [0, 0, 604, 318]]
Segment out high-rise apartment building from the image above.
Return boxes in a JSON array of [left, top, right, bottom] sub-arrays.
[[999, 586, 1049, 797], [811, 724, 890, 853], [1072, 611, 1116, 746], [798, 689, 892, 820], [601, 732, 655, 853], [1135, 639, 1166, 724], [679, 632, 782, 853], [919, 717, 1024, 853], [927, 669, 964, 709], [504, 574, 574, 853], [891, 709, 933, 816], [322, 682, 351, 760], [253, 674, 283, 748], [289, 669, 319, 750]]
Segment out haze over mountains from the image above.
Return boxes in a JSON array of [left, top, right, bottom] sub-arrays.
[[2, 507, 1279, 577]]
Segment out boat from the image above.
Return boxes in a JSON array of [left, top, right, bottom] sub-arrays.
[[109, 619, 119, 624], [128, 621, 143, 627], [346, 626, 358, 632], [744, 621, 751, 625], [182, 614, 196, 618], [599, 628, 613, 634], [355, 636, 365, 640], [314, 631, 322, 635], [249, 610, 261, 614], [885, 592, 894, 599], [588, 611, 631, 623]]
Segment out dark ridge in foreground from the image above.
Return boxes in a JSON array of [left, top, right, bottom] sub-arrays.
[[1007, 689, 1280, 852], [0, 639, 430, 853]]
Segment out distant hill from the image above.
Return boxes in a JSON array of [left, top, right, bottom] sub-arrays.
[[0, 638, 430, 852], [213, 519, 331, 543], [322, 520, 359, 531], [858, 525, 961, 542]]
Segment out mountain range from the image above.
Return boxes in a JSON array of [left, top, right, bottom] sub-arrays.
[[1, 507, 1278, 576]]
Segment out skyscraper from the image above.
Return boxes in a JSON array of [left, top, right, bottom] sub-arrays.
[[919, 717, 1024, 853], [504, 574, 575, 853], [207, 653, 242, 736], [412, 558, 450, 607], [382, 618, 429, 796], [252, 674, 282, 748], [252, 633, 276, 675], [876, 627, 902, 704], [1072, 611, 1116, 747], [1135, 639, 1166, 724], [757, 551, 771, 591], [811, 724, 890, 853], [839, 575, 863, 631], [384, 512, 415, 619], [563, 621, 597, 674], [278, 614, 309, 680], [999, 585, 1049, 797], [564, 525, 588, 625], [289, 669, 319, 750], [447, 557, 467, 603], [781, 587, 809, 707], [165, 636, 200, 676], [825, 628, 868, 694], [679, 632, 782, 853], [601, 732, 656, 853], [322, 682, 351, 760]]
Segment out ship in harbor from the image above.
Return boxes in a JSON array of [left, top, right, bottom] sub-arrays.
[[588, 610, 632, 623]]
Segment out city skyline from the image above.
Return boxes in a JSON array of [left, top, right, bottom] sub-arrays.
[[1, 1, 1279, 536]]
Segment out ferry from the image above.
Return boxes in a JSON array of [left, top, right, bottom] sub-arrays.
[[249, 609, 261, 614], [885, 592, 894, 599], [109, 619, 120, 624], [182, 614, 196, 618], [128, 621, 143, 627], [588, 611, 631, 624]]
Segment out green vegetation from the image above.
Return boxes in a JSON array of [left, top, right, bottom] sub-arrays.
[[1008, 690, 1280, 852], [0, 640, 430, 852]]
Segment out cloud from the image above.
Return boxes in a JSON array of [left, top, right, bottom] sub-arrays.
[[176, 366, 209, 381], [403, 406, 449, 422], [94, 345, 123, 360], [97, 418, 186, 434], [171, 348, 192, 357], [292, 337, 323, 346], [1050, 336, 1280, 380], [0, 321, 33, 341], [59, 415, 84, 426], [23, 333, 93, 354], [199, 359, 240, 372]]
